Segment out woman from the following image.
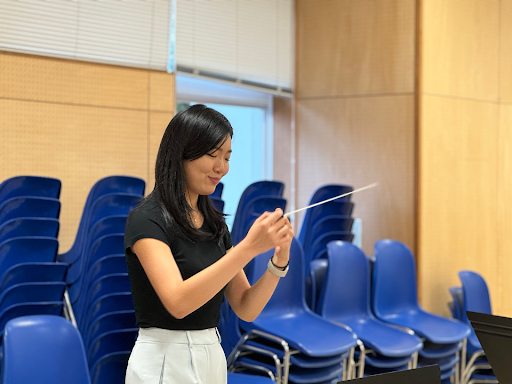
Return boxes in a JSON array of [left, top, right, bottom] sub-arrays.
[[124, 104, 293, 384]]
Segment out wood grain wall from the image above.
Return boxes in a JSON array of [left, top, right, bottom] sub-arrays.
[[0, 52, 176, 253], [296, 0, 417, 255], [418, 0, 512, 316]]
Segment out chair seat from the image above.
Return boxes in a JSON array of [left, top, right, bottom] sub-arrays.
[[419, 341, 462, 359], [242, 309, 357, 357], [227, 372, 275, 384], [338, 316, 423, 357], [356, 351, 413, 369], [379, 309, 470, 344]]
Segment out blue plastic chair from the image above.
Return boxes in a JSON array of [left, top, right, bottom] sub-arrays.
[[237, 238, 358, 383], [84, 255, 128, 293], [87, 328, 138, 369], [232, 196, 287, 245], [210, 196, 225, 212], [458, 271, 497, 384], [0, 301, 64, 331], [2, 315, 90, 384], [0, 262, 68, 291], [0, 237, 58, 273], [0, 197, 60, 224], [0, 282, 66, 312], [58, 176, 144, 266], [372, 240, 470, 345], [82, 292, 134, 333], [0, 176, 62, 202], [90, 351, 130, 384], [0, 217, 59, 243], [317, 241, 423, 373], [85, 310, 136, 350], [211, 182, 224, 198]]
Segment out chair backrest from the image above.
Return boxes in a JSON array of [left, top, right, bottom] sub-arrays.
[[0, 302, 64, 331], [317, 241, 371, 321], [67, 233, 124, 290], [232, 181, 284, 240], [81, 292, 134, 334], [0, 282, 66, 311], [0, 176, 62, 202], [59, 176, 144, 265], [87, 328, 138, 369], [0, 237, 58, 273], [449, 286, 463, 320], [2, 315, 90, 384], [90, 352, 130, 384], [69, 255, 127, 316], [85, 310, 137, 349], [0, 262, 68, 292], [0, 218, 59, 243], [459, 271, 492, 323], [298, 201, 354, 245], [307, 258, 328, 313], [372, 239, 419, 319], [210, 182, 224, 198], [232, 196, 287, 245], [246, 238, 306, 314], [308, 185, 354, 205], [0, 197, 60, 224], [88, 215, 127, 245], [307, 231, 354, 263]]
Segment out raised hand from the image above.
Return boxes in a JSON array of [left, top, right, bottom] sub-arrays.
[[243, 208, 292, 256]]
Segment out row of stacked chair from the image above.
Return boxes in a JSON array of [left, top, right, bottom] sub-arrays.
[[0, 176, 67, 333], [448, 271, 497, 384], [57, 176, 145, 383], [0, 177, 481, 384]]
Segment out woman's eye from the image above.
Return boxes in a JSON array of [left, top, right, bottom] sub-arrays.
[[207, 153, 216, 158], [225, 158, 230, 162]]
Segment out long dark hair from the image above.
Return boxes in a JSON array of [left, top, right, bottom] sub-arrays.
[[153, 104, 233, 242]]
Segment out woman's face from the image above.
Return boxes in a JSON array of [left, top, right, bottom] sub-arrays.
[[184, 135, 232, 199]]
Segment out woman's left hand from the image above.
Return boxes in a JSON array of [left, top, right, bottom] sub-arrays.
[[272, 216, 294, 267]]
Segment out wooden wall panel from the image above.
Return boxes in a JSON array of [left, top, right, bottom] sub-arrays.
[[149, 71, 176, 112], [296, 95, 415, 255], [0, 99, 148, 252], [419, 95, 498, 314], [296, 0, 416, 98], [0, 52, 176, 252], [421, 0, 499, 101], [273, 96, 293, 210], [0, 52, 149, 109], [497, 104, 512, 316], [500, 0, 512, 104]]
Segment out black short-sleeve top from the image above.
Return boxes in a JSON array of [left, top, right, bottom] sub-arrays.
[[124, 192, 232, 330]]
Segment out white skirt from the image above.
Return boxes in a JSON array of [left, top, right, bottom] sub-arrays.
[[125, 327, 227, 384]]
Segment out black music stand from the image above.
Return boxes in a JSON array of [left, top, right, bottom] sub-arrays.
[[467, 310, 512, 383], [340, 365, 441, 384]]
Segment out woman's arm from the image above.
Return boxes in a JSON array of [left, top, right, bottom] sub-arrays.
[[132, 208, 288, 319], [224, 217, 293, 322]]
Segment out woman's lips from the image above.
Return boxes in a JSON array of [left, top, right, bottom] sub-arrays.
[[208, 177, 221, 184]]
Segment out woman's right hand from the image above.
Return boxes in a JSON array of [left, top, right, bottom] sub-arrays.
[[242, 208, 291, 256]]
